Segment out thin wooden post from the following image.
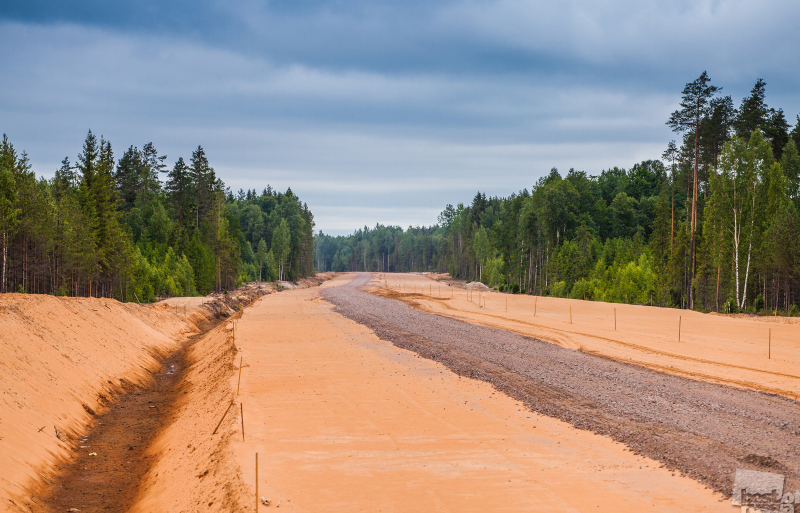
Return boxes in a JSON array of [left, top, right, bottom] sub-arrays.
[[678, 315, 682, 342], [255, 453, 259, 513], [241, 403, 245, 442], [768, 328, 771, 359], [237, 357, 243, 395], [534, 296, 538, 317]]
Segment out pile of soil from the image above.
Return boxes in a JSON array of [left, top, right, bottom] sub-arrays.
[[463, 281, 492, 291]]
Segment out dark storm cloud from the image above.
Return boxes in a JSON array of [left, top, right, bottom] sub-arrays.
[[2, 0, 799, 234]]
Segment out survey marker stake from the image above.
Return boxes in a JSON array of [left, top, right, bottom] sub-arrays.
[[241, 403, 245, 442], [237, 356, 243, 395], [213, 401, 235, 435]]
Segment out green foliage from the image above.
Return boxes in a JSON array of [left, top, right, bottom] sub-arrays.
[[0, 132, 315, 300]]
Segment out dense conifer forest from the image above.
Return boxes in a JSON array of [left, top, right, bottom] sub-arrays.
[[315, 74, 800, 314], [0, 131, 314, 301]]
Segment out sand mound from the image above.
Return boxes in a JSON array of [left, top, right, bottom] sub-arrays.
[[0, 294, 197, 511], [464, 281, 491, 291]]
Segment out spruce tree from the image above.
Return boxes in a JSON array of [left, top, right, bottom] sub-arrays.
[[189, 146, 216, 228], [165, 157, 192, 227], [735, 79, 769, 139]]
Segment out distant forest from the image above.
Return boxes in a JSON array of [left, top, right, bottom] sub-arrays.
[[0, 132, 314, 301], [315, 74, 800, 314]]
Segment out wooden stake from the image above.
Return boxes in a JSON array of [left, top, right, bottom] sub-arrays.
[[614, 308, 617, 331], [534, 296, 537, 317], [241, 403, 245, 442], [768, 328, 771, 359], [213, 401, 234, 435], [678, 315, 682, 342], [255, 453, 259, 513], [237, 357, 243, 395]]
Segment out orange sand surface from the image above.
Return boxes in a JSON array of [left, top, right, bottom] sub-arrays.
[[371, 273, 800, 400], [130, 314, 249, 512], [231, 274, 728, 512], [0, 294, 197, 511]]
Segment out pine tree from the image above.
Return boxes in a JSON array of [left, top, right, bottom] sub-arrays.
[[667, 71, 719, 309], [0, 135, 21, 293]]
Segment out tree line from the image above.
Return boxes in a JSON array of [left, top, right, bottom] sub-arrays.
[[315, 74, 800, 314], [0, 131, 315, 301]]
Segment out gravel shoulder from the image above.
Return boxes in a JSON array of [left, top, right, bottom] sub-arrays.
[[322, 273, 800, 496]]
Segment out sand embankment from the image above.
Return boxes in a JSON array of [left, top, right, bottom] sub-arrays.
[[0, 294, 197, 511]]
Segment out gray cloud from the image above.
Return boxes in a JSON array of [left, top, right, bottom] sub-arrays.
[[1, 0, 799, 235]]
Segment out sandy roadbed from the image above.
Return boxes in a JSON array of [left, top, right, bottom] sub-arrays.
[[323, 273, 800, 496], [232, 273, 728, 511], [372, 273, 800, 400]]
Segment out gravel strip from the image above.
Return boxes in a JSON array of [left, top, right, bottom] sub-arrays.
[[322, 273, 800, 496]]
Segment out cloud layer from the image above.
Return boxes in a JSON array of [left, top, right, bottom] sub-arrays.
[[2, 1, 799, 234]]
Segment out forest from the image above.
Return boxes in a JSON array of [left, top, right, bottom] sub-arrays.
[[315, 74, 800, 313], [0, 131, 314, 301]]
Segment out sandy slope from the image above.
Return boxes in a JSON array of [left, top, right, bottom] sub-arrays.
[[230, 274, 728, 512], [129, 317, 250, 513], [370, 273, 800, 399], [0, 294, 197, 512]]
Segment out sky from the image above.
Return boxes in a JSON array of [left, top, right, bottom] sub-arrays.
[[2, 0, 799, 235]]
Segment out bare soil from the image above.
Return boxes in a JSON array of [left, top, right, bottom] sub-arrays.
[[35, 338, 193, 513], [322, 273, 800, 496], [231, 273, 728, 511]]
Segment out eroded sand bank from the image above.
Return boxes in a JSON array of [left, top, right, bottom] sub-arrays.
[[0, 294, 197, 511]]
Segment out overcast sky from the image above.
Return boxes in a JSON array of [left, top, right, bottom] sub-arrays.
[[2, 0, 799, 235]]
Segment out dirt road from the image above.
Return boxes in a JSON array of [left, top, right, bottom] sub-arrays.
[[233, 274, 729, 511], [322, 273, 800, 496]]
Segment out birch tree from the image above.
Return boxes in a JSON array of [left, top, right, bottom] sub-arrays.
[[708, 131, 772, 309]]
